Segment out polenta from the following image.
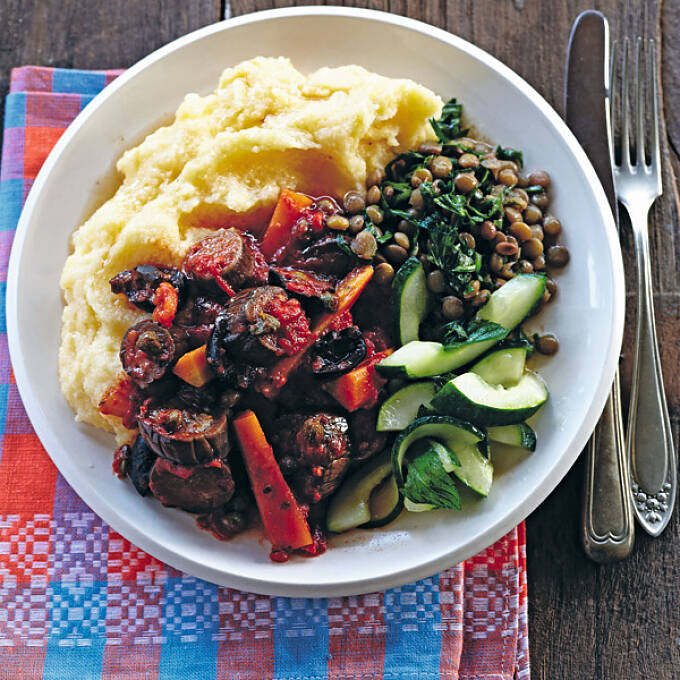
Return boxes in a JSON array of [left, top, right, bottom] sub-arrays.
[[59, 57, 442, 441]]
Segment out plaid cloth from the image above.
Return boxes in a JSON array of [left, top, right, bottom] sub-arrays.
[[0, 66, 530, 680]]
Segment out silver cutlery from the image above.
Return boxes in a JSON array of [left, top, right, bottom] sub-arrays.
[[609, 37, 676, 536], [566, 11, 634, 561]]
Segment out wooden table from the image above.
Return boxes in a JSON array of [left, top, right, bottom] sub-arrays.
[[1, 1, 678, 677]]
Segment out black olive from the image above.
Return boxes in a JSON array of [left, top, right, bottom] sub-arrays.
[[127, 436, 157, 496], [110, 265, 187, 311], [311, 327, 367, 377], [137, 400, 230, 466]]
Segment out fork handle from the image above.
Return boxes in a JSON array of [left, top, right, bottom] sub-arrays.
[[582, 369, 634, 561], [628, 211, 676, 536]]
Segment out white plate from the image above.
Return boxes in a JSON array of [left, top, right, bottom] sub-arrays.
[[6, 7, 624, 596]]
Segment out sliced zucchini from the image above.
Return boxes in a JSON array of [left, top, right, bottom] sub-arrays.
[[326, 452, 395, 533], [392, 257, 429, 345], [361, 474, 403, 528], [392, 415, 492, 497], [471, 347, 528, 388], [432, 371, 548, 426], [376, 381, 436, 431], [377, 274, 545, 379], [487, 423, 537, 451]]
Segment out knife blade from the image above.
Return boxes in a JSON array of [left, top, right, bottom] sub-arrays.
[[565, 10, 634, 562]]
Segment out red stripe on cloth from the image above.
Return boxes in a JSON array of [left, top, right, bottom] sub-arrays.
[[0, 645, 46, 679], [23, 127, 66, 179], [327, 591, 386, 679], [106, 531, 171, 584], [10, 66, 54, 93], [101, 643, 162, 680], [439, 563, 464, 677], [459, 528, 520, 679], [0, 515, 52, 583], [25, 93, 83, 129], [0, 434, 57, 515], [216, 589, 275, 680]]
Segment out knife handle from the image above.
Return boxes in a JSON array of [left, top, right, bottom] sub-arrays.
[[581, 369, 634, 562]]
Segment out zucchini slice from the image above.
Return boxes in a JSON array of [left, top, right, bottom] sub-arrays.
[[471, 347, 528, 388], [326, 452, 397, 533], [392, 415, 492, 497], [392, 257, 429, 345], [361, 474, 403, 528], [487, 423, 537, 451], [376, 381, 436, 431], [432, 371, 548, 426], [377, 274, 545, 379]]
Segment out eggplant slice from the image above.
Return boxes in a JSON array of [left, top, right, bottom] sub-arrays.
[[127, 435, 157, 496], [149, 458, 235, 513], [120, 320, 176, 385], [137, 401, 230, 466]]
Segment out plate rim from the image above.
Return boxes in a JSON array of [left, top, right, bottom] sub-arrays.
[[6, 5, 625, 596]]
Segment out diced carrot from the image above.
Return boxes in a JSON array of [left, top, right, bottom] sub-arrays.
[[151, 282, 178, 328], [98, 375, 139, 429], [233, 410, 312, 552], [172, 345, 214, 387], [260, 189, 314, 259], [262, 265, 374, 397], [323, 349, 393, 411]]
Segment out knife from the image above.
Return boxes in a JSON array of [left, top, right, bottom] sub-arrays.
[[565, 11, 634, 562]]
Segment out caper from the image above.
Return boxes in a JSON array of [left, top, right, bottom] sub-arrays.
[[459, 232, 475, 249], [458, 153, 480, 169], [509, 221, 532, 242], [394, 232, 410, 250], [523, 203, 543, 224], [326, 214, 349, 231], [317, 198, 335, 214], [343, 191, 365, 214], [366, 167, 386, 187], [542, 215, 562, 236], [383, 243, 409, 266], [471, 290, 490, 307], [531, 191, 550, 209], [442, 296, 464, 320], [366, 185, 382, 205], [522, 237, 544, 260], [529, 170, 551, 187], [374, 262, 396, 286], [429, 155, 453, 178], [454, 173, 478, 193], [504, 206, 523, 223], [498, 168, 518, 186], [351, 230, 377, 259], [480, 220, 497, 240], [489, 253, 503, 274], [348, 214, 365, 234], [365, 204, 384, 224], [427, 270, 446, 293], [546, 245, 570, 267], [409, 188, 424, 210], [536, 333, 559, 355], [417, 141, 443, 155], [397, 219, 417, 236]]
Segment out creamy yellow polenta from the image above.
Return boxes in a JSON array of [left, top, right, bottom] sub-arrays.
[[59, 57, 442, 441]]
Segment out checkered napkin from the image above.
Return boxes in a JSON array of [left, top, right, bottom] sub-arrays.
[[0, 66, 530, 680]]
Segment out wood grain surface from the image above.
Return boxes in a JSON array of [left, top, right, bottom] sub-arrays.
[[1, 1, 678, 677]]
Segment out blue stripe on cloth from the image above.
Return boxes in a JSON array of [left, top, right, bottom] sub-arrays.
[[158, 576, 220, 679], [382, 576, 442, 678], [52, 69, 107, 95], [0, 382, 10, 439], [0, 178, 24, 231], [272, 597, 329, 680], [42, 580, 108, 679], [4, 92, 26, 128]]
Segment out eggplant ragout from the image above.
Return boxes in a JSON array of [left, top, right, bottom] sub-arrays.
[[105, 99, 569, 561]]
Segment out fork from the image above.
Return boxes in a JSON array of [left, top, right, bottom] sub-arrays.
[[610, 37, 676, 536]]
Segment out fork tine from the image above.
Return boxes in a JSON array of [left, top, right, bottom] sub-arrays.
[[635, 37, 646, 166], [621, 38, 632, 169], [608, 40, 618, 166], [649, 38, 661, 170]]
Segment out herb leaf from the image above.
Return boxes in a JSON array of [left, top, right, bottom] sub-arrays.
[[495, 145, 524, 168], [403, 439, 461, 511], [429, 99, 465, 144], [442, 319, 508, 350]]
